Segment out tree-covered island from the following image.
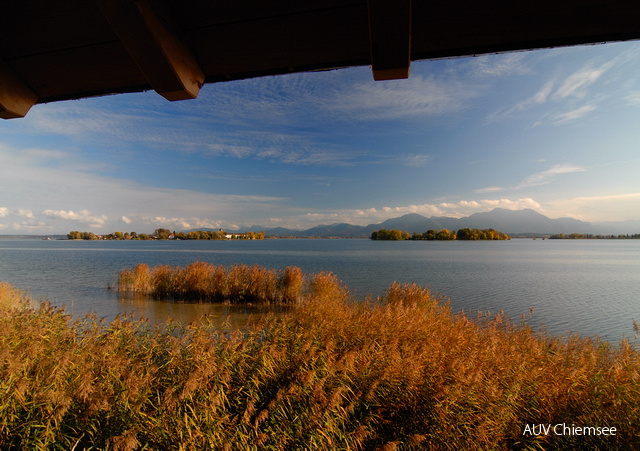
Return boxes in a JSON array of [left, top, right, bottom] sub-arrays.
[[67, 228, 265, 241], [549, 233, 640, 239], [371, 228, 510, 240]]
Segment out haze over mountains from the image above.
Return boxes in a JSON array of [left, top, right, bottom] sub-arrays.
[[244, 208, 640, 238]]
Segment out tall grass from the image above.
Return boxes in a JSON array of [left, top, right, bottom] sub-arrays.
[[0, 282, 25, 311], [117, 262, 309, 304], [2, 271, 639, 450]]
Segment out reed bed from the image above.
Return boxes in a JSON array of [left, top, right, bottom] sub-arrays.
[[1, 272, 639, 450], [117, 262, 310, 304]]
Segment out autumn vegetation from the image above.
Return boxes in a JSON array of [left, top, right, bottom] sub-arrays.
[[117, 262, 315, 304], [371, 228, 510, 241], [67, 228, 265, 241], [549, 233, 640, 239], [2, 267, 639, 450]]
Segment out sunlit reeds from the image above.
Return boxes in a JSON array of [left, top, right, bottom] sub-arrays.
[[118, 262, 315, 304], [0, 281, 24, 311], [2, 271, 639, 450]]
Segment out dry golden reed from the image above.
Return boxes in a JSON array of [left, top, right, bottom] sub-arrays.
[[2, 270, 639, 450], [117, 262, 308, 304]]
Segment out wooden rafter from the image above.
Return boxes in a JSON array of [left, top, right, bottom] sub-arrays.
[[94, 0, 204, 101], [0, 59, 38, 119], [367, 0, 412, 81], [3, 0, 640, 119]]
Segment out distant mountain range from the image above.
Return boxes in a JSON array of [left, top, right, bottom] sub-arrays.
[[238, 208, 640, 238]]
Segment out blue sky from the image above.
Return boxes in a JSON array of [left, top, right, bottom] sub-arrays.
[[1, 41, 640, 234]]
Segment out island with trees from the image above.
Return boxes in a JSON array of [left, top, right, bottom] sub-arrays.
[[371, 228, 510, 241], [548, 233, 640, 239], [67, 228, 265, 241]]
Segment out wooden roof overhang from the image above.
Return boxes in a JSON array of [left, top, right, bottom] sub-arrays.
[[2, 0, 640, 119]]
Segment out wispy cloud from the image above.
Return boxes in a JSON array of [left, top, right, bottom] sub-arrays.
[[475, 186, 504, 194], [461, 52, 531, 78], [542, 192, 640, 221], [202, 68, 484, 122], [626, 91, 640, 106], [24, 89, 367, 168], [485, 79, 556, 124], [325, 74, 481, 120], [400, 154, 433, 167], [486, 52, 621, 126], [516, 164, 586, 189], [532, 80, 555, 104], [553, 66, 609, 99], [553, 105, 596, 124], [27, 103, 143, 141], [477, 164, 586, 194]]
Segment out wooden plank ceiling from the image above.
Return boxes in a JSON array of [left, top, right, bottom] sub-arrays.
[[2, 0, 640, 119]]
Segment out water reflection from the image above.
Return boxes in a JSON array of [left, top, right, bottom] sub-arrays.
[[116, 293, 290, 330]]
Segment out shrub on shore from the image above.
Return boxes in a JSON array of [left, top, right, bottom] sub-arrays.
[[1, 274, 639, 450]]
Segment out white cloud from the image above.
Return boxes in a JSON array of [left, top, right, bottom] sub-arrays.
[[151, 217, 228, 231], [121, 216, 132, 224], [17, 209, 34, 219], [152, 217, 194, 231], [0, 207, 8, 217], [43, 209, 109, 228]]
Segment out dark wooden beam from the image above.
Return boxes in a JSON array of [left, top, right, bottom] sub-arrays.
[[94, 0, 204, 101], [367, 0, 412, 81], [0, 59, 38, 119]]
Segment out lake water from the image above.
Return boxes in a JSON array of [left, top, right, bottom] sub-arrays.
[[0, 238, 638, 343]]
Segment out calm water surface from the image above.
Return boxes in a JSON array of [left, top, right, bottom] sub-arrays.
[[0, 238, 638, 342]]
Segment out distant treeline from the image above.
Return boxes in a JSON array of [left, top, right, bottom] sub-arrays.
[[67, 228, 265, 241], [371, 228, 510, 241], [549, 233, 640, 239]]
